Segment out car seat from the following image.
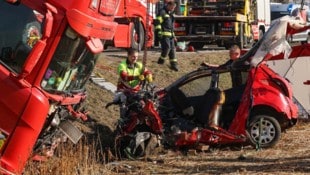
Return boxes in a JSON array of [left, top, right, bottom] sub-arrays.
[[195, 87, 225, 129], [169, 87, 194, 117]]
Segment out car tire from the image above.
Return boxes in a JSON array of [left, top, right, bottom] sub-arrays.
[[118, 131, 155, 159], [246, 114, 281, 148]]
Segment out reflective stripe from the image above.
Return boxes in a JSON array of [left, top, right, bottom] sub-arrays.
[[162, 31, 173, 36], [170, 59, 177, 62], [160, 56, 166, 60], [155, 25, 161, 30], [164, 14, 170, 18], [157, 16, 163, 23], [117, 61, 143, 88]]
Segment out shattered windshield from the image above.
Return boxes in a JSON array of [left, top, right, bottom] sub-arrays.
[[250, 15, 307, 66], [41, 27, 98, 93]]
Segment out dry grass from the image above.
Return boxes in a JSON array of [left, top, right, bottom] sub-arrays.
[[24, 138, 116, 175]]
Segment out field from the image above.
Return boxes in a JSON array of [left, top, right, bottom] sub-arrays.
[[24, 48, 310, 175]]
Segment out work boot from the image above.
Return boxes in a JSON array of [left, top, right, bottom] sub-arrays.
[[157, 58, 165, 64], [170, 62, 179, 71]]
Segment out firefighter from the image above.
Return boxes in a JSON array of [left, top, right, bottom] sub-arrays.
[[155, 1, 179, 71]]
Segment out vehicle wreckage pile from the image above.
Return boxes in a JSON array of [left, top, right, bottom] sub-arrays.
[[104, 14, 310, 160]]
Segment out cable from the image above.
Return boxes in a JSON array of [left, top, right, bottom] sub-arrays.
[[142, 0, 151, 68]]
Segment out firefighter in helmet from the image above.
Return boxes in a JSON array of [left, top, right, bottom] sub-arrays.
[[155, 1, 179, 71]]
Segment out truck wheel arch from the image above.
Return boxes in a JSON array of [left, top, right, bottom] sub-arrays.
[[130, 21, 145, 51]]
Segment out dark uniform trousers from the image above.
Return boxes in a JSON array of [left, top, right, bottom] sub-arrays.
[[160, 36, 176, 64]]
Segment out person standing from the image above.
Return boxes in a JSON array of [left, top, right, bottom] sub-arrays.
[[201, 44, 244, 87], [155, 1, 179, 71], [202, 44, 249, 121]]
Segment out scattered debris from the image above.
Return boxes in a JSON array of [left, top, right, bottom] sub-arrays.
[[238, 154, 247, 160], [187, 149, 197, 156], [196, 145, 209, 152], [90, 74, 117, 93]]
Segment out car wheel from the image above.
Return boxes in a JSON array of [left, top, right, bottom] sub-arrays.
[[247, 114, 281, 148], [119, 131, 155, 159]]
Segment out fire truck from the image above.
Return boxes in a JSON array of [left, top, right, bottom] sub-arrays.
[[104, 0, 156, 50], [173, 0, 271, 49], [0, 0, 120, 174]]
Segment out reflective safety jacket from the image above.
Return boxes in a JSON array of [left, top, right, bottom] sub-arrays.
[[155, 6, 175, 38], [117, 60, 151, 92]]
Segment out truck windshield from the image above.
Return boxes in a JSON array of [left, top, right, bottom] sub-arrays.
[[0, 2, 43, 73], [42, 27, 98, 93]]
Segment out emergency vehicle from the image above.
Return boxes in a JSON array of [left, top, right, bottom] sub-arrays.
[[104, 0, 156, 50], [172, 0, 271, 49], [0, 0, 120, 174], [270, 2, 310, 43]]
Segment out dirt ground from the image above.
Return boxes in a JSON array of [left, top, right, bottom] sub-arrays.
[[78, 47, 310, 175]]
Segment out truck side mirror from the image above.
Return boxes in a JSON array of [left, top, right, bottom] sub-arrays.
[[43, 3, 57, 38], [18, 40, 46, 79], [43, 10, 53, 38]]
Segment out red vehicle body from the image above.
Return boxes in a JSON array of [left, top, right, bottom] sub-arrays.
[[110, 15, 309, 159], [105, 0, 155, 50], [157, 16, 307, 149], [109, 85, 163, 158], [160, 62, 298, 148], [0, 0, 120, 174], [111, 37, 301, 157]]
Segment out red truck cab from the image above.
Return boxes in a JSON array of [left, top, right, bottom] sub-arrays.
[[0, 0, 119, 174]]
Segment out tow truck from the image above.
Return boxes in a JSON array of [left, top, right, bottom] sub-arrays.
[[172, 0, 271, 49]]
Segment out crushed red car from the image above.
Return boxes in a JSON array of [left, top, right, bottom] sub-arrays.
[[157, 15, 310, 150]]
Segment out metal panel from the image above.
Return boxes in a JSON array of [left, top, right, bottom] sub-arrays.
[[267, 57, 310, 117]]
